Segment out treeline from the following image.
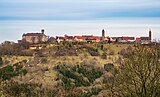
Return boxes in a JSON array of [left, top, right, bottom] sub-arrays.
[[0, 41, 33, 56]]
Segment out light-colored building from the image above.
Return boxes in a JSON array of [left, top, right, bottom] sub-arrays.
[[136, 29, 152, 44], [22, 29, 48, 44], [74, 36, 84, 42]]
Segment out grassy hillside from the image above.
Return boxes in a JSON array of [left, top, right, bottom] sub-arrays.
[[0, 42, 139, 97]]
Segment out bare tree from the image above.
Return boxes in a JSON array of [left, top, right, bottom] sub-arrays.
[[104, 46, 160, 97]]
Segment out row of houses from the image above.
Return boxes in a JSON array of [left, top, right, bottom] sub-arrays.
[[19, 29, 152, 44], [55, 35, 109, 43]]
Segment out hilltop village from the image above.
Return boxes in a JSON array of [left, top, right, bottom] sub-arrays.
[[18, 29, 153, 49]]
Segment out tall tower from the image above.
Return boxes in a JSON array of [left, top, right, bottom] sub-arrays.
[[149, 29, 151, 40], [41, 29, 44, 34], [102, 29, 105, 41]]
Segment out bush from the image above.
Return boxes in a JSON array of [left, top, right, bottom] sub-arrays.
[[0, 57, 3, 66], [104, 63, 114, 71], [119, 46, 133, 58], [1, 81, 57, 97], [101, 52, 107, 59], [55, 64, 103, 88], [0, 61, 27, 80], [109, 50, 115, 55], [87, 47, 99, 56], [40, 58, 48, 64]]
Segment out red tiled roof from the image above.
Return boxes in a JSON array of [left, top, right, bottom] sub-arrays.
[[136, 38, 141, 41], [104, 37, 110, 40], [74, 36, 83, 39], [85, 36, 100, 40], [82, 35, 93, 38]]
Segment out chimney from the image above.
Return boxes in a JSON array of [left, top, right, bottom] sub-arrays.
[[41, 29, 44, 34]]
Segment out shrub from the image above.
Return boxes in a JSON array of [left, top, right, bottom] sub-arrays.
[[56, 64, 103, 88], [109, 50, 115, 55], [104, 63, 114, 71], [100, 45, 104, 50], [101, 52, 107, 59], [1, 81, 57, 97], [0, 57, 3, 66], [40, 58, 48, 64], [0, 62, 27, 80], [119, 46, 133, 58], [88, 47, 99, 56]]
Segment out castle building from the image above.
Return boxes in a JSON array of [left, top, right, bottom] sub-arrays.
[[22, 29, 48, 44]]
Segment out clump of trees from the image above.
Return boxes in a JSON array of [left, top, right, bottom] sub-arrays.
[[0, 81, 57, 97], [0, 60, 27, 80], [119, 45, 133, 58], [56, 64, 103, 88], [0, 41, 32, 56], [87, 47, 99, 56], [103, 46, 160, 97]]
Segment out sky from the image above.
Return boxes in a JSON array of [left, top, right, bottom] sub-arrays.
[[0, 0, 160, 42], [0, 0, 160, 20]]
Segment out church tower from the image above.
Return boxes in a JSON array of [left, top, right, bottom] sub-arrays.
[[41, 29, 45, 34], [102, 29, 105, 41], [149, 29, 152, 40]]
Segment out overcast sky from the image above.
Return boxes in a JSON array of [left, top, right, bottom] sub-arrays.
[[0, 0, 160, 43], [0, 0, 160, 20]]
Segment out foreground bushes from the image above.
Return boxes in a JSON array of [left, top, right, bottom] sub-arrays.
[[0, 60, 27, 80], [56, 64, 103, 88], [0, 81, 57, 97], [0, 63, 104, 97]]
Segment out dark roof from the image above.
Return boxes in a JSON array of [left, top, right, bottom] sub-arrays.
[[48, 37, 56, 41], [82, 35, 93, 40], [111, 37, 121, 39], [140, 37, 150, 40], [121, 36, 135, 40], [23, 33, 46, 37], [64, 36, 74, 40], [56, 36, 64, 40]]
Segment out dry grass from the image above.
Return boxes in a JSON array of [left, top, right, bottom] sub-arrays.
[[2, 56, 31, 65], [1, 43, 130, 68], [104, 43, 133, 54]]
